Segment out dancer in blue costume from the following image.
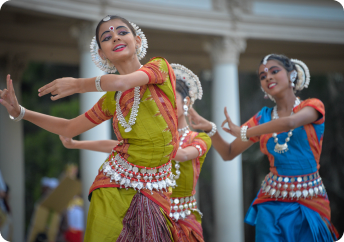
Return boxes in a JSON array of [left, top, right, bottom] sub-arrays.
[[188, 54, 338, 241]]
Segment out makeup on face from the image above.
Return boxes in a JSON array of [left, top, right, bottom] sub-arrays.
[[100, 25, 130, 42]]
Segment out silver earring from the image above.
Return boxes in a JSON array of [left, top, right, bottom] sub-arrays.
[[290, 70, 297, 87], [136, 46, 142, 56], [183, 98, 188, 116]]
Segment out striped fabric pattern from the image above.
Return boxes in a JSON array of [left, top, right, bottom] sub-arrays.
[[117, 193, 173, 242]]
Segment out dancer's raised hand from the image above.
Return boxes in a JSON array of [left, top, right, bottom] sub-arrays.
[[188, 108, 213, 132], [38, 77, 81, 101], [221, 107, 240, 138], [0, 74, 21, 118]]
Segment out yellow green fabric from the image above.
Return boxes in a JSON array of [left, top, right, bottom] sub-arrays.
[[171, 133, 211, 198], [84, 188, 137, 242], [92, 58, 176, 168]]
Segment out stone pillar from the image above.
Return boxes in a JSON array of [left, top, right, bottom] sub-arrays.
[[0, 54, 27, 242], [76, 23, 111, 219], [207, 37, 246, 242]]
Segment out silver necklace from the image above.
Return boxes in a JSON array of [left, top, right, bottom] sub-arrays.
[[116, 65, 142, 133], [272, 98, 300, 153], [174, 126, 189, 180]]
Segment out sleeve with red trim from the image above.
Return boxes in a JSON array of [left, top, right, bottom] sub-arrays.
[[138, 57, 171, 85], [185, 132, 211, 159], [84, 92, 116, 124], [299, 98, 325, 125]]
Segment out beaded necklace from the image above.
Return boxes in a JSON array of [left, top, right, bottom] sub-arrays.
[[272, 98, 300, 153], [116, 65, 143, 133]]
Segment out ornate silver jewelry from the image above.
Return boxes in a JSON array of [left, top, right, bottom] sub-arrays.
[[241, 125, 249, 142], [103, 16, 111, 21], [178, 126, 189, 133], [174, 126, 190, 181], [95, 76, 104, 92], [90, 20, 148, 73], [116, 86, 141, 133], [171, 64, 203, 107], [290, 70, 297, 87], [9, 105, 25, 122], [261, 86, 275, 102], [272, 98, 300, 153], [169, 195, 202, 221], [183, 98, 188, 116], [206, 122, 217, 137], [102, 150, 176, 193], [261, 171, 326, 200]]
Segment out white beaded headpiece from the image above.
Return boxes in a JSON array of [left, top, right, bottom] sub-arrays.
[[171, 63, 203, 106], [90, 17, 148, 73], [291, 59, 310, 91]]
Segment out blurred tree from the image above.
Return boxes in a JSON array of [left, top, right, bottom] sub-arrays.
[[21, 62, 80, 232]]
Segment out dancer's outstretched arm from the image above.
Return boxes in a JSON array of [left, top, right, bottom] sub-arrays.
[[38, 71, 149, 101], [0, 75, 97, 137], [59, 136, 199, 162], [188, 106, 319, 161], [59, 136, 119, 153]]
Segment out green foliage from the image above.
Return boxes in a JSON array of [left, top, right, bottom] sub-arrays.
[[21, 62, 80, 232]]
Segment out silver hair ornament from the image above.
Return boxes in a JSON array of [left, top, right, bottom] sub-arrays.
[[90, 20, 148, 73], [291, 59, 310, 91], [171, 63, 203, 106]]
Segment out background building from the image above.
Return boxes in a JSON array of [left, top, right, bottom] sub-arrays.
[[0, 0, 343, 241]]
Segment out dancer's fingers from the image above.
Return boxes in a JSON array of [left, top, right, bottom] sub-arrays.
[[221, 119, 228, 128], [39, 80, 56, 96]]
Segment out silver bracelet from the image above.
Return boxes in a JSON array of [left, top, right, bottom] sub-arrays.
[[206, 122, 217, 137], [241, 125, 249, 142], [95, 75, 104, 92], [9, 105, 25, 122]]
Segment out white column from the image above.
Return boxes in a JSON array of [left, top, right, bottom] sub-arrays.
[[77, 24, 111, 218], [0, 55, 26, 242], [208, 37, 246, 242]]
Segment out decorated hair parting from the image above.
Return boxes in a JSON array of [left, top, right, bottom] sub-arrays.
[[171, 63, 203, 107], [90, 16, 148, 74], [261, 54, 311, 102]]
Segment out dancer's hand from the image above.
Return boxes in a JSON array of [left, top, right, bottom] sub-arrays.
[[59, 135, 76, 149], [188, 108, 213, 132], [0, 74, 21, 118], [221, 107, 240, 138], [38, 77, 82, 101]]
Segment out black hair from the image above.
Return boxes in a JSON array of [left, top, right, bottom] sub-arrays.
[[258, 54, 299, 86], [176, 79, 189, 99], [95, 15, 136, 49]]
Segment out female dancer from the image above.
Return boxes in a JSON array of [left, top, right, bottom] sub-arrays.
[[188, 54, 338, 241], [59, 64, 212, 242], [0, 15, 179, 241]]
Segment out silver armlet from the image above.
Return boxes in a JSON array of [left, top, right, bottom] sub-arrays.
[[206, 122, 217, 137], [241, 125, 249, 142], [95, 75, 104, 92], [9, 105, 25, 122]]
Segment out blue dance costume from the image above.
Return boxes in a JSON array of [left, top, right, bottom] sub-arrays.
[[243, 98, 338, 242]]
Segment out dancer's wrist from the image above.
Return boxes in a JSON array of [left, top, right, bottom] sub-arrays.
[[204, 121, 213, 133]]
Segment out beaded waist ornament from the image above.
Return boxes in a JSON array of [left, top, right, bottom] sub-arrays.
[[261, 171, 327, 200], [169, 196, 202, 221], [102, 149, 177, 193]]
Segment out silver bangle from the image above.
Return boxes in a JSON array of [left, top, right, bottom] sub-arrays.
[[9, 105, 25, 122], [95, 75, 104, 92], [206, 122, 217, 137], [241, 125, 249, 142]]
